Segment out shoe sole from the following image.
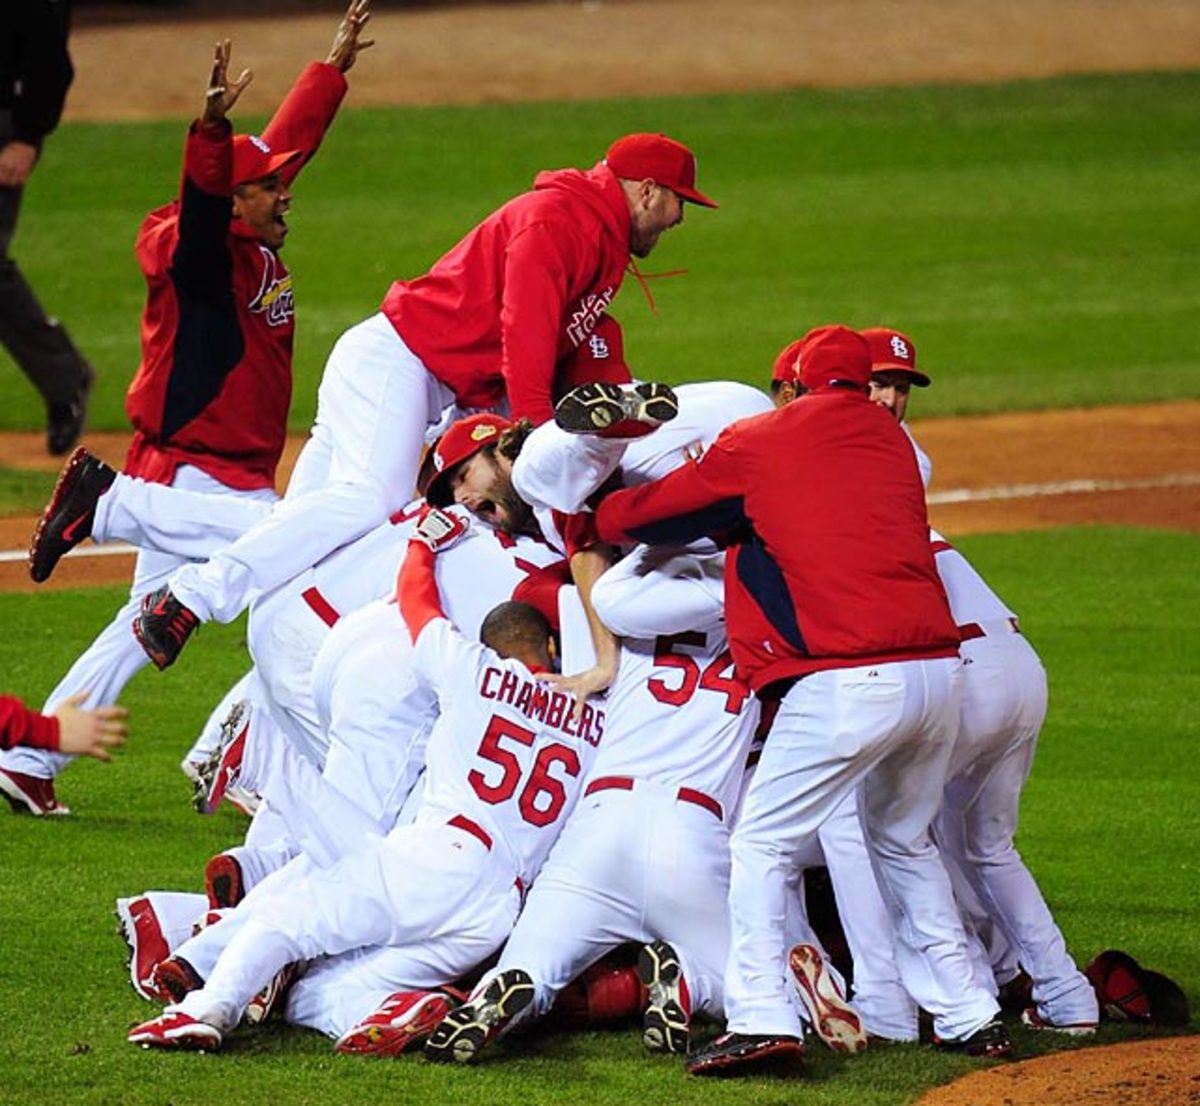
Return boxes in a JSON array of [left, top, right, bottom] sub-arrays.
[[205, 854, 245, 910], [1019, 1008, 1098, 1037], [629, 382, 679, 426], [195, 702, 248, 814], [132, 616, 175, 672], [554, 382, 626, 432], [29, 447, 90, 583], [336, 994, 455, 1056], [129, 1021, 222, 1051], [154, 958, 203, 1004], [788, 944, 867, 1054], [637, 942, 689, 1054], [424, 970, 535, 1064], [0, 770, 70, 816], [687, 1038, 806, 1077]]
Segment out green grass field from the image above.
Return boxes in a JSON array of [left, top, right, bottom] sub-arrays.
[[1, 527, 1195, 1106], [2, 71, 1199, 433], [1, 68, 1197, 1105]]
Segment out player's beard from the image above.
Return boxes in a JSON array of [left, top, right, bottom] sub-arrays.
[[496, 488, 537, 537]]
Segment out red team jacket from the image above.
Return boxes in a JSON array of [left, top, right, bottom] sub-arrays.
[[123, 62, 347, 491], [595, 388, 960, 692], [0, 696, 59, 752], [382, 162, 634, 425]]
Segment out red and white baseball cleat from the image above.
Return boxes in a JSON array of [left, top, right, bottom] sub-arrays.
[[194, 701, 249, 815], [243, 964, 297, 1027], [115, 896, 173, 1002], [788, 943, 868, 1054], [0, 767, 70, 816], [637, 940, 692, 1054], [127, 1011, 222, 1051], [133, 585, 199, 671], [336, 990, 460, 1056], [153, 956, 205, 1004], [204, 852, 246, 910]]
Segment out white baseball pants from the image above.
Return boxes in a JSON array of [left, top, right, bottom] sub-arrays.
[[725, 656, 999, 1043], [170, 313, 457, 623]]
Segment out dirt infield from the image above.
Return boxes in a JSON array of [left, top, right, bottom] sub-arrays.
[[6, 3, 1195, 1101]]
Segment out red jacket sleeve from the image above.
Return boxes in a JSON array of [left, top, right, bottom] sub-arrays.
[[0, 696, 60, 752], [594, 432, 750, 546], [261, 61, 349, 187], [501, 221, 591, 425], [396, 541, 447, 643]]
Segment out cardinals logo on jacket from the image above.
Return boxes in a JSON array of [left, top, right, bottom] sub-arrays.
[[248, 246, 294, 327]]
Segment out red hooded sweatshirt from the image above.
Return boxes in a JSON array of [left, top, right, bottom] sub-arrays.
[[124, 62, 347, 491], [595, 387, 960, 692], [381, 162, 633, 425]]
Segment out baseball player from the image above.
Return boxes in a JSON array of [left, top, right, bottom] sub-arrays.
[[862, 327, 1099, 1034], [420, 556, 760, 1063], [6, 7, 371, 816], [127, 517, 599, 1051], [594, 326, 1008, 1075], [125, 131, 717, 672]]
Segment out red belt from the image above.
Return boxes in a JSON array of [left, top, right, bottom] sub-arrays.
[[448, 813, 492, 850], [958, 617, 1020, 642], [584, 775, 724, 821], [447, 815, 525, 894], [302, 586, 340, 628]]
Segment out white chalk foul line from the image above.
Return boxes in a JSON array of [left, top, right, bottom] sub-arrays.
[[0, 472, 1196, 565], [927, 472, 1200, 505], [0, 542, 134, 565]]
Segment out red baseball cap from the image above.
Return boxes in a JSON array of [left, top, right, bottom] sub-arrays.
[[771, 338, 805, 383], [605, 133, 718, 208], [425, 413, 514, 507], [861, 327, 930, 387], [796, 325, 873, 392], [232, 134, 303, 187]]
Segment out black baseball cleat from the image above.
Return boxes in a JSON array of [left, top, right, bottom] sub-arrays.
[[932, 1017, 1014, 1059], [686, 1032, 805, 1077], [423, 968, 535, 1064], [28, 446, 117, 583], [637, 940, 691, 1054], [554, 381, 679, 438], [134, 585, 199, 670]]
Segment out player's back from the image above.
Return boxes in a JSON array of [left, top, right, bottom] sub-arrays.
[[410, 621, 602, 888]]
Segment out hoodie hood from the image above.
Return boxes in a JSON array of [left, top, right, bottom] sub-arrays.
[[533, 162, 631, 256]]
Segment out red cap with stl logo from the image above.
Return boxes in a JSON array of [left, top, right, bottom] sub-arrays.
[[861, 327, 930, 386], [771, 338, 805, 383], [232, 134, 302, 187]]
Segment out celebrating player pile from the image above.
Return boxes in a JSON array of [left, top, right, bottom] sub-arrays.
[[11, 11, 1189, 1081]]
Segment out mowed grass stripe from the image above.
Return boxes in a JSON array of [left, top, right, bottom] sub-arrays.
[[0, 526, 1195, 1105], [1, 71, 1197, 435]]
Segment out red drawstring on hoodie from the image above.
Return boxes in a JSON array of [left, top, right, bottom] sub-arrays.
[[627, 260, 689, 316]]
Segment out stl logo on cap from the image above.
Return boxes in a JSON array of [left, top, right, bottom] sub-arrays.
[[890, 335, 911, 362], [471, 423, 497, 442]]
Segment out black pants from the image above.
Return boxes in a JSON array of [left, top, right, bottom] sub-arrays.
[[0, 114, 91, 408]]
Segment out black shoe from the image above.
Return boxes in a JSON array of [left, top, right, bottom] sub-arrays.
[[932, 1017, 1014, 1059], [133, 585, 199, 671], [554, 381, 678, 438], [46, 365, 94, 456], [686, 1032, 805, 1077], [28, 446, 117, 583], [424, 969, 535, 1064], [637, 941, 690, 1054]]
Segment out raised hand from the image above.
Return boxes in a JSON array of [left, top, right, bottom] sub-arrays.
[[202, 39, 253, 126], [327, 0, 375, 74]]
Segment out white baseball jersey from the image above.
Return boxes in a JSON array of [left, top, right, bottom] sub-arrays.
[[409, 616, 601, 889], [929, 528, 1017, 629]]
